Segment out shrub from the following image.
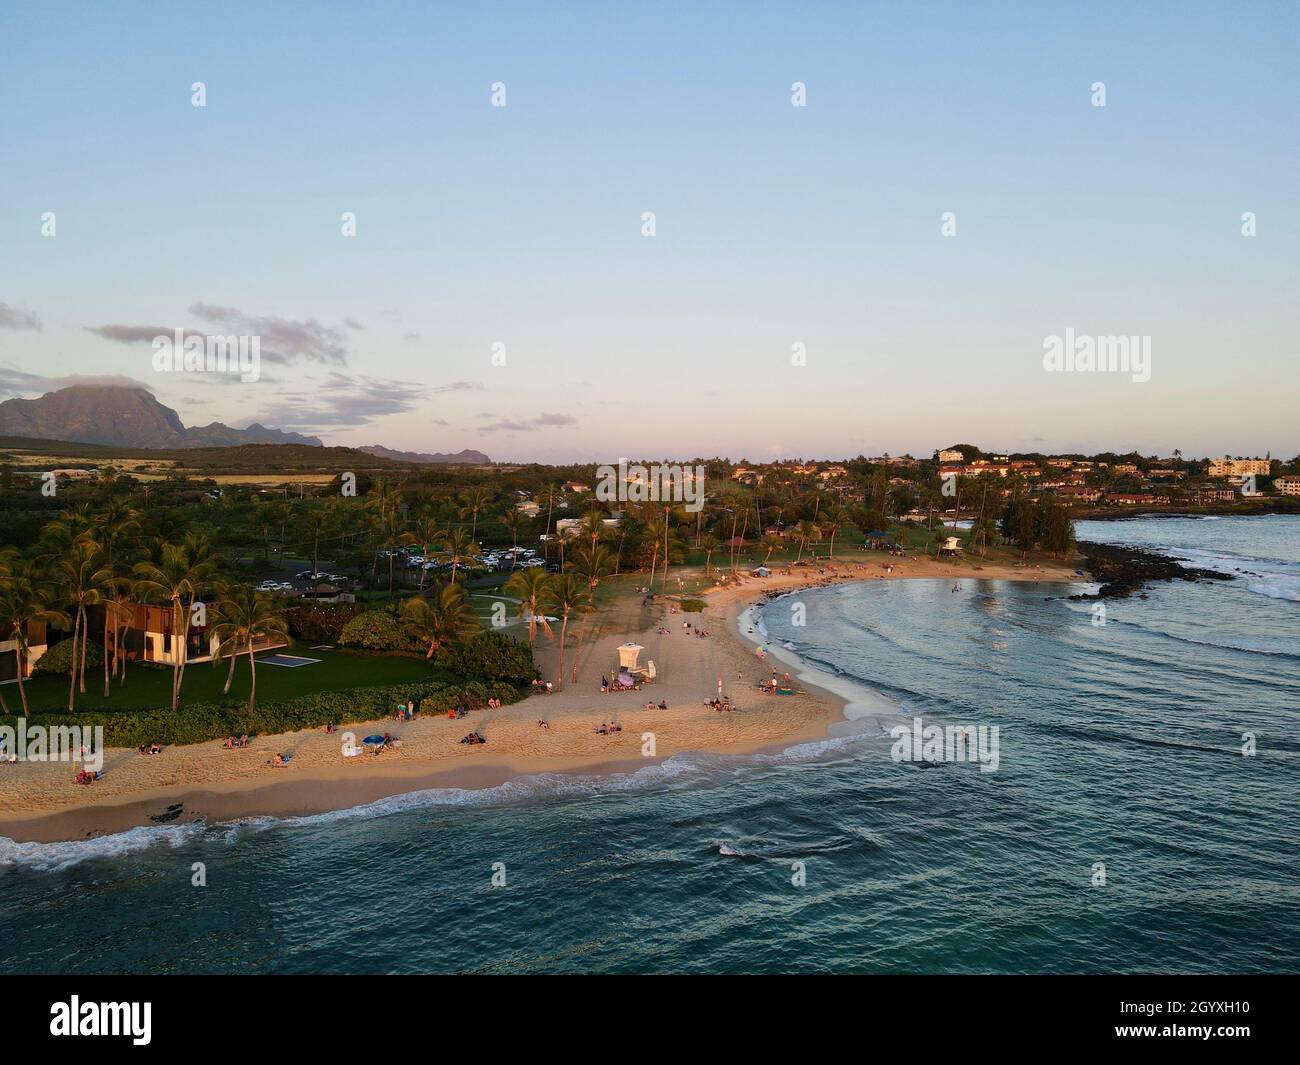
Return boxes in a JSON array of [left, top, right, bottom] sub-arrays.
[[285, 602, 364, 642], [438, 629, 537, 684], [679, 598, 707, 612], [338, 608, 417, 653], [0, 679, 525, 748], [32, 638, 101, 676]]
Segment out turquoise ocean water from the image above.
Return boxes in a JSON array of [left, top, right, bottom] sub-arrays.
[[1, 515, 1296, 973]]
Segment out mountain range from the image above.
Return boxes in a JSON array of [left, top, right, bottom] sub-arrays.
[[0, 386, 489, 462], [356, 444, 490, 465], [0, 386, 323, 448]]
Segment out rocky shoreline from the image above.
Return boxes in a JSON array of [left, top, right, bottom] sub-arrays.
[[1072, 541, 1234, 600]]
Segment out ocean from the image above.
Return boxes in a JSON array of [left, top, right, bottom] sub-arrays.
[[2, 514, 1297, 973]]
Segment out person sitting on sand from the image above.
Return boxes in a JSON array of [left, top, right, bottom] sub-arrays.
[[658, 700, 667, 710], [270, 753, 287, 766]]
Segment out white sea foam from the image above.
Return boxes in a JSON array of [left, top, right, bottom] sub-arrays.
[[0, 734, 872, 872], [0, 821, 203, 874]]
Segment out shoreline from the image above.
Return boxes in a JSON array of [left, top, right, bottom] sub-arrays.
[[0, 556, 1079, 845]]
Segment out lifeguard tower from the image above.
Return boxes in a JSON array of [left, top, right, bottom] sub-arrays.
[[616, 641, 656, 684]]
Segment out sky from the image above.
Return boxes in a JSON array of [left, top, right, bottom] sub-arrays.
[[1, 1, 1297, 463]]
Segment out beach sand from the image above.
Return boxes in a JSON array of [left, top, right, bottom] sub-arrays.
[[0, 554, 1077, 842]]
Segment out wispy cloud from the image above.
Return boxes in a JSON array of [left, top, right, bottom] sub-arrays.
[[0, 365, 151, 398], [481, 411, 577, 432], [0, 302, 42, 331], [253, 372, 428, 429], [188, 303, 349, 365], [86, 324, 195, 344], [85, 304, 353, 367]]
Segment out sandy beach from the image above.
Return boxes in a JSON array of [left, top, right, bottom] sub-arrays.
[[0, 555, 1078, 843]]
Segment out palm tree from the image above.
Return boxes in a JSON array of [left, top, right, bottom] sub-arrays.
[[793, 519, 821, 563], [299, 506, 329, 578], [760, 531, 782, 566], [543, 575, 585, 690], [399, 583, 478, 660], [53, 538, 112, 709], [576, 508, 608, 555], [0, 561, 68, 715], [209, 586, 290, 712], [96, 500, 140, 695], [700, 533, 721, 576], [824, 506, 849, 558], [402, 514, 448, 593], [537, 482, 563, 540], [458, 486, 492, 542], [571, 544, 612, 605], [440, 527, 480, 584], [133, 539, 215, 713], [500, 505, 527, 570], [378, 509, 405, 598], [504, 568, 553, 648], [643, 513, 666, 587]]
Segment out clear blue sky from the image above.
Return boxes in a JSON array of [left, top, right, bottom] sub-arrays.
[[1, 1, 1296, 461]]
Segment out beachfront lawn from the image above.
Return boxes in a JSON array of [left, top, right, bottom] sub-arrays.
[[13, 647, 445, 714]]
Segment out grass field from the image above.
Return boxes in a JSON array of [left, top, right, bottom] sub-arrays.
[[14, 647, 443, 713]]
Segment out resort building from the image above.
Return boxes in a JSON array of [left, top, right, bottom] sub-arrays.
[[937, 449, 964, 463], [1274, 476, 1300, 497], [1208, 457, 1271, 477]]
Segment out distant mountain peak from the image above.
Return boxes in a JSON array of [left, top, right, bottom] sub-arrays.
[[0, 385, 322, 449], [357, 444, 490, 465]]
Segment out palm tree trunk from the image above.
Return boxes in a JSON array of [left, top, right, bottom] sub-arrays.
[[557, 613, 568, 690], [247, 636, 257, 713], [103, 608, 111, 698], [15, 644, 30, 714], [67, 612, 81, 711], [78, 605, 88, 693], [223, 643, 237, 694]]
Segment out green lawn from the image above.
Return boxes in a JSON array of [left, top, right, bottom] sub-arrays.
[[15, 647, 443, 713]]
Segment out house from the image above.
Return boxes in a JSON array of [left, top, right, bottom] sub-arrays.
[[517, 501, 541, 518], [937, 449, 964, 463], [554, 516, 621, 538], [1191, 485, 1236, 504], [116, 603, 287, 666], [562, 481, 589, 493], [1105, 493, 1163, 506], [1058, 486, 1102, 502], [817, 465, 848, 481], [0, 620, 50, 683]]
